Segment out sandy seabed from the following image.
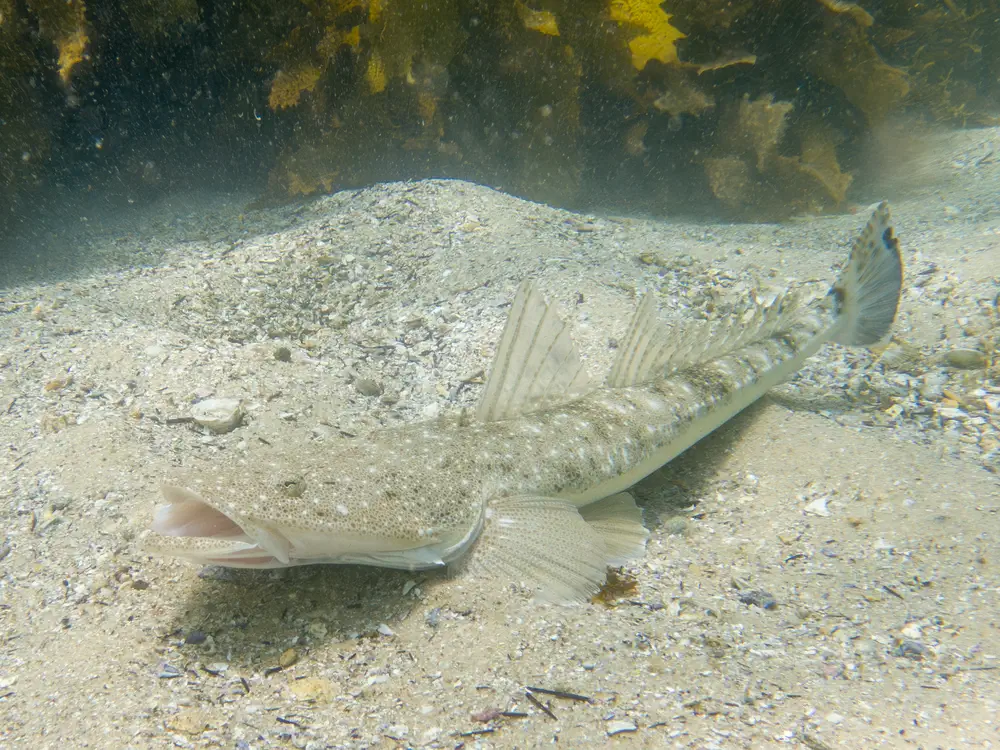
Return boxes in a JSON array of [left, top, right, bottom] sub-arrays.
[[0, 127, 998, 749]]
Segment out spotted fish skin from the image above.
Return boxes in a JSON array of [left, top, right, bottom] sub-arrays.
[[146, 203, 902, 602]]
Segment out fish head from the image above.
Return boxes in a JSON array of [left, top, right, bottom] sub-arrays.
[[144, 478, 470, 571], [145, 483, 295, 568]]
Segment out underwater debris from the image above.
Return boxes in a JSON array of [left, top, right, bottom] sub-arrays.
[[816, 0, 874, 27], [26, 0, 90, 83], [695, 54, 757, 75], [269, 65, 322, 110], [652, 69, 715, 118], [515, 0, 560, 37]]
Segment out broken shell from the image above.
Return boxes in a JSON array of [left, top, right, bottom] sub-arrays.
[[191, 398, 244, 433], [607, 719, 637, 736]]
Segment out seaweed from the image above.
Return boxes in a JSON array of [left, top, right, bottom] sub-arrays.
[[1, 0, 999, 216], [608, 0, 685, 70]]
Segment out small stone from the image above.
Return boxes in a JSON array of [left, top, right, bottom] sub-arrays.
[[894, 639, 931, 660], [306, 620, 328, 639], [899, 622, 922, 640], [738, 589, 777, 610], [289, 676, 334, 703], [377, 623, 395, 636], [184, 630, 208, 645], [44, 375, 73, 392], [943, 348, 986, 369], [191, 398, 244, 433], [279, 648, 299, 668], [355, 378, 383, 397], [274, 346, 292, 362], [607, 719, 637, 736], [168, 708, 211, 735], [826, 712, 844, 724], [937, 406, 967, 420]]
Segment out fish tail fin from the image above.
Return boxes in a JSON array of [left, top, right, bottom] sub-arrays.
[[830, 201, 903, 347]]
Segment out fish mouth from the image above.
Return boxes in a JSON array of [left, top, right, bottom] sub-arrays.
[[147, 484, 292, 568]]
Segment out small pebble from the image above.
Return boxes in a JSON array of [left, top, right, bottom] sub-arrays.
[[289, 676, 334, 702], [377, 623, 395, 636], [168, 708, 211, 735], [355, 378, 383, 397], [274, 345, 292, 362], [738, 590, 777, 610], [279, 648, 299, 668], [943, 348, 986, 369], [894, 639, 931, 660], [184, 630, 208, 645], [937, 407, 966, 420]]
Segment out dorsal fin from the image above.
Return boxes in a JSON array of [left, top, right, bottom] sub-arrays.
[[477, 281, 591, 422], [608, 289, 803, 388]]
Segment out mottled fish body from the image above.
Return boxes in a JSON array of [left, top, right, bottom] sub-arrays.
[[146, 204, 903, 602]]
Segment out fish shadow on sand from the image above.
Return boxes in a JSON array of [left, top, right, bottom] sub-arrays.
[[633, 398, 770, 525], [164, 560, 440, 670]]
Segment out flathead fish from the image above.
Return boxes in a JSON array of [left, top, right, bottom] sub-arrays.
[[146, 203, 903, 602]]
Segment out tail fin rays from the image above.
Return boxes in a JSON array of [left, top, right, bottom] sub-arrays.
[[831, 201, 903, 347]]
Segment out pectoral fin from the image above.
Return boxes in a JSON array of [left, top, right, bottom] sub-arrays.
[[461, 493, 647, 604]]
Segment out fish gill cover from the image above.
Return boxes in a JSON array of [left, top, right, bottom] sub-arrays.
[[1, 0, 998, 218]]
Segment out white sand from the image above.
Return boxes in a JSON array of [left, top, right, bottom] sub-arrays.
[[0, 127, 997, 748]]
